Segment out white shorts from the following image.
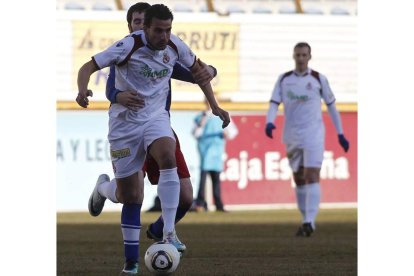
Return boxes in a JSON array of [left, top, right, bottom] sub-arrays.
[[286, 143, 324, 173], [108, 111, 175, 178]]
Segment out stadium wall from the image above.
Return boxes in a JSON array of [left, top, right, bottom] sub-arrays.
[[57, 110, 357, 212], [56, 11, 357, 105]]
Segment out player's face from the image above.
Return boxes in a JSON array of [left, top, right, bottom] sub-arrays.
[[293, 46, 311, 72], [144, 18, 172, 50], [128, 11, 145, 33]]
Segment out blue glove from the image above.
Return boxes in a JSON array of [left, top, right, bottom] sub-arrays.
[[265, 123, 276, 138], [338, 134, 349, 152]]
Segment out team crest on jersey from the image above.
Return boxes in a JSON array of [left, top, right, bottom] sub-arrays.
[[163, 52, 170, 63], [116, 42, 124, 47], [306, 82, 312, 90]]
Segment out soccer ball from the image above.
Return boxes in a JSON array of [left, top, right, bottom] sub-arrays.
[[144, 241, 180, 274]]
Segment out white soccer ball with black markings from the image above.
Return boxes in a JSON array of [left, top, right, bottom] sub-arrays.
[[144, 241, 180, 274]]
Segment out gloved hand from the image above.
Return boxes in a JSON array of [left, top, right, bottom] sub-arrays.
[[338, 134, 349, 152], [265, 123, 276, 138]]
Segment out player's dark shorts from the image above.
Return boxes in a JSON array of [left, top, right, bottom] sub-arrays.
[[143, 130, 191, 185]]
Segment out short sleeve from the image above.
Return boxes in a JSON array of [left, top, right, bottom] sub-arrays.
[[170, 34, 196, 68], [93, 35, 135, 69]]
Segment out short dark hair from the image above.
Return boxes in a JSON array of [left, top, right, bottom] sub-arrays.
[[126, 2, 151, 24], [294, 42, 311, 54], [144, 4, 173, 27]]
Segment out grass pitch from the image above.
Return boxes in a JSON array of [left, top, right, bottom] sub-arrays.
[[57, 209, 357, 275]]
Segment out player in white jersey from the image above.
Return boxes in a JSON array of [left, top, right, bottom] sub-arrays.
[[265, 42, 349, 237], [76, 4, 230, 274], [88, 2, 216, 266]]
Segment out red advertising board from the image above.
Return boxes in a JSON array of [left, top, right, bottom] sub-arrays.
[[221, 112, 357, 206]]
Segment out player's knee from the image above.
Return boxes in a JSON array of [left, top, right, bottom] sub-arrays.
[[305, 171, 320, 183], [157, 153, 177, 169], [293, 170, 305, 186], [117, 189, 143, 204]]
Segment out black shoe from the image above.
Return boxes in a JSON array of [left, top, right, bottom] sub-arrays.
[[302, 222, 314, 237], [216, 208, 228, 212], [146, 223, 162, 242], [121, 260, 138, 274], [295, 225, 305, 237]]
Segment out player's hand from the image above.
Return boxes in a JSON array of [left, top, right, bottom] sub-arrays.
[[116, 91, 145, 111], [193, 59, 215, 86], [76, 89, 93, 108], [338, 134, 349, 152], [265, 123, 276, 138], [212, 107, 230, 128]]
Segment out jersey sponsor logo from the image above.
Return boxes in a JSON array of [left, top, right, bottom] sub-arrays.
[[287, 91, 308, 102], [111, 148, 131, 159], [140, 64, 169, 79], [116, 42, 124, 47]]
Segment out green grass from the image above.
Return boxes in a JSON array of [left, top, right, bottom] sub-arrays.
[[57, 209, 357, 275]]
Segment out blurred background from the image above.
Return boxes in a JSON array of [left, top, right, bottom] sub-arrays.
[[56, 0, 357, 212]]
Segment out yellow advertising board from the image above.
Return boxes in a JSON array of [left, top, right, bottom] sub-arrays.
[[72, 21, 239, 97]]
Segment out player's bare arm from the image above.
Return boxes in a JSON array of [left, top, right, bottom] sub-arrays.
[[190, 59, 230, 128], [76, 60, 99, 108], [116, 91, 145, 111]]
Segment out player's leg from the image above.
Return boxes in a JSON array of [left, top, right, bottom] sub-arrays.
[[146, 130, 193, 241], [108, 117, 146, 274], [147, 178, 193, 238], [293, 167, 306, 217], [302, 167, 321, 234], [301, 144, 324, 236], [286, 145, 308, 236], [147, 134, 193, 232], [210, 171, 225, 211], [145, 116, 181, 237], [177, 177, 193, 216], [148, 137, 181, 245], [116, 172, 144, 274], [172, 130, 193, 220]]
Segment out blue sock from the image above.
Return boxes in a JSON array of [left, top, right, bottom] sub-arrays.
[[150, 206, 189, 238], [121, 203, 141, 262]]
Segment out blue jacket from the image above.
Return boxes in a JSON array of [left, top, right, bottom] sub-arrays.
[[194, 112, 226, 172]]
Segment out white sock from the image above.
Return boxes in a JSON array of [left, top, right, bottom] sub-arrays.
[[98, 178, 119, 203], [304, 183, 320, 229], [295, 185, 306, 219], [157, 168, 180, 236]]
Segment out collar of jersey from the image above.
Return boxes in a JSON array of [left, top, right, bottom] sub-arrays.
[[139, 32, 164, 54], [293, 68, 311, 77]]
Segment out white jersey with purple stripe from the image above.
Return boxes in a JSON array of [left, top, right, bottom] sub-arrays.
[[93, 30, 196, 123], [269, 68, 336, 147]]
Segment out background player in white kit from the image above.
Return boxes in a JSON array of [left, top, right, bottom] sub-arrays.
[[76, 4, 230, 274], [265, 42, 349, 237]]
